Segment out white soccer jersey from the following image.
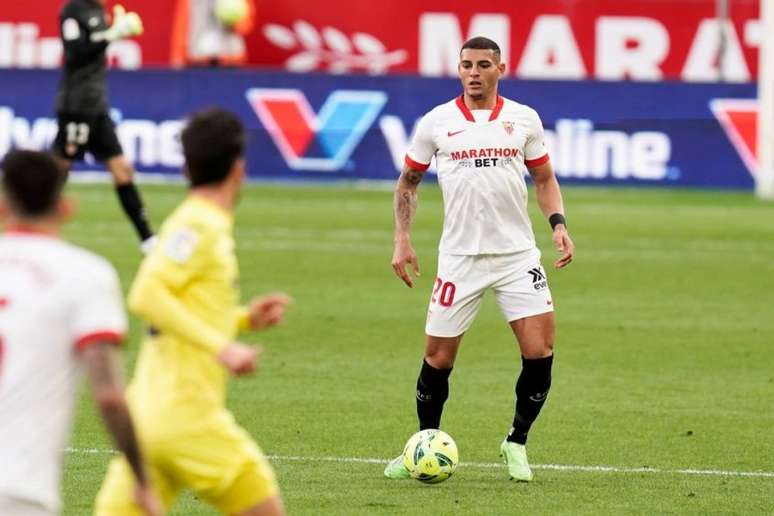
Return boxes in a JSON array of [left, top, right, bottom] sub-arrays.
[[406, 95, 550, 255], [0, 229, 126, 513]]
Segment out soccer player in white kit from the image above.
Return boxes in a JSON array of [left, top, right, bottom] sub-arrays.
[[385, 37, 575, 482], [0, 150, 160, 515]]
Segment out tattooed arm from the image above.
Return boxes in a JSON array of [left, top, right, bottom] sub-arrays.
[[391, 164, 425, 287], [81, 342, 162, 515]]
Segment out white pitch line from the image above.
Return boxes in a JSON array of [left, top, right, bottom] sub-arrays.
[[64, 448, 774, 479]]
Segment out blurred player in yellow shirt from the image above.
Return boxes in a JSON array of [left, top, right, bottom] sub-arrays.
[[96, 108, 290, 516]]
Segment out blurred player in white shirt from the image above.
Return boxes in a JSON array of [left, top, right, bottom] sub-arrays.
[[0, 150, 160, 515], [385, 37, 575, 482]]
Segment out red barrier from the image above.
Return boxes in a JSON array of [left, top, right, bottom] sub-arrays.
[[0, 0, 760, 81]]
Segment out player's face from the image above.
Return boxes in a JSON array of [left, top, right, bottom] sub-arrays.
[[458, 49, 505, 100]]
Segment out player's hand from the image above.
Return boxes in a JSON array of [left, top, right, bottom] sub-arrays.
[[134, 484, 163, 516], [109, 5, 144, 40], [247, 293, 292, 330], [552, 225, 574, 269], [217, 343, 261, 376], [392, 236, 420, 288]]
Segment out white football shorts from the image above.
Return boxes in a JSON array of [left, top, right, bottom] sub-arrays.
[[425, 248, 554, 338]]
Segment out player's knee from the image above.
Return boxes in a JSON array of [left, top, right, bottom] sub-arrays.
[[424, 336, 460, 369], [424, 349, 455, 369], [107, 157, 134, 184], [521, 341, 553, 359], [520, 330, 554, 358]]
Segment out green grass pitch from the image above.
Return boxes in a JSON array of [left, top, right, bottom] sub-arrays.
[[60, 182, 774, 515]]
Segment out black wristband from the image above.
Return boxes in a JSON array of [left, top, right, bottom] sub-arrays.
[[549, 213, 566, 230]]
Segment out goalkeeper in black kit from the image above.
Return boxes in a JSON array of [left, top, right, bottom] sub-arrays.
[[53, 0, 155, 251]]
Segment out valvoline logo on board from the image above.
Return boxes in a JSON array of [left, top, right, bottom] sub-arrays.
[[710, 99, 759, 178], [246, 88, 387, 171]]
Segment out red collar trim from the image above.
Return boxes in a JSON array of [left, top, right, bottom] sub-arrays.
[[455, 95, 505, 122], [488, 95, 504, 121], [455, 96, 475, 122], [5, 224, 58, 237]]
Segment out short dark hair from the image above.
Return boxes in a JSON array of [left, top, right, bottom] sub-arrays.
[[1, 150, 66, 217], [460, 37, 501, 60], [181, 108, 246, 187]]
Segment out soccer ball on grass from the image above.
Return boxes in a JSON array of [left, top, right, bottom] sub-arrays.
[[402, 429, 458, 484]]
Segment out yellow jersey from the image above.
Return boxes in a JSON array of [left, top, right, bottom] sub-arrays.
[[126, 195, 250, 436]]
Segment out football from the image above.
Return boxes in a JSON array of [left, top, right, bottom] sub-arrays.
[[402, 429, 459, 484]]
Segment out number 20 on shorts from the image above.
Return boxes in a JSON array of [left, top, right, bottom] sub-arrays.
[[431, 278, 456, 307]]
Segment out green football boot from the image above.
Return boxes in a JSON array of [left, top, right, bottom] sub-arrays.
[[383, 454, 411, 479], [500, 440, 534, 482]]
